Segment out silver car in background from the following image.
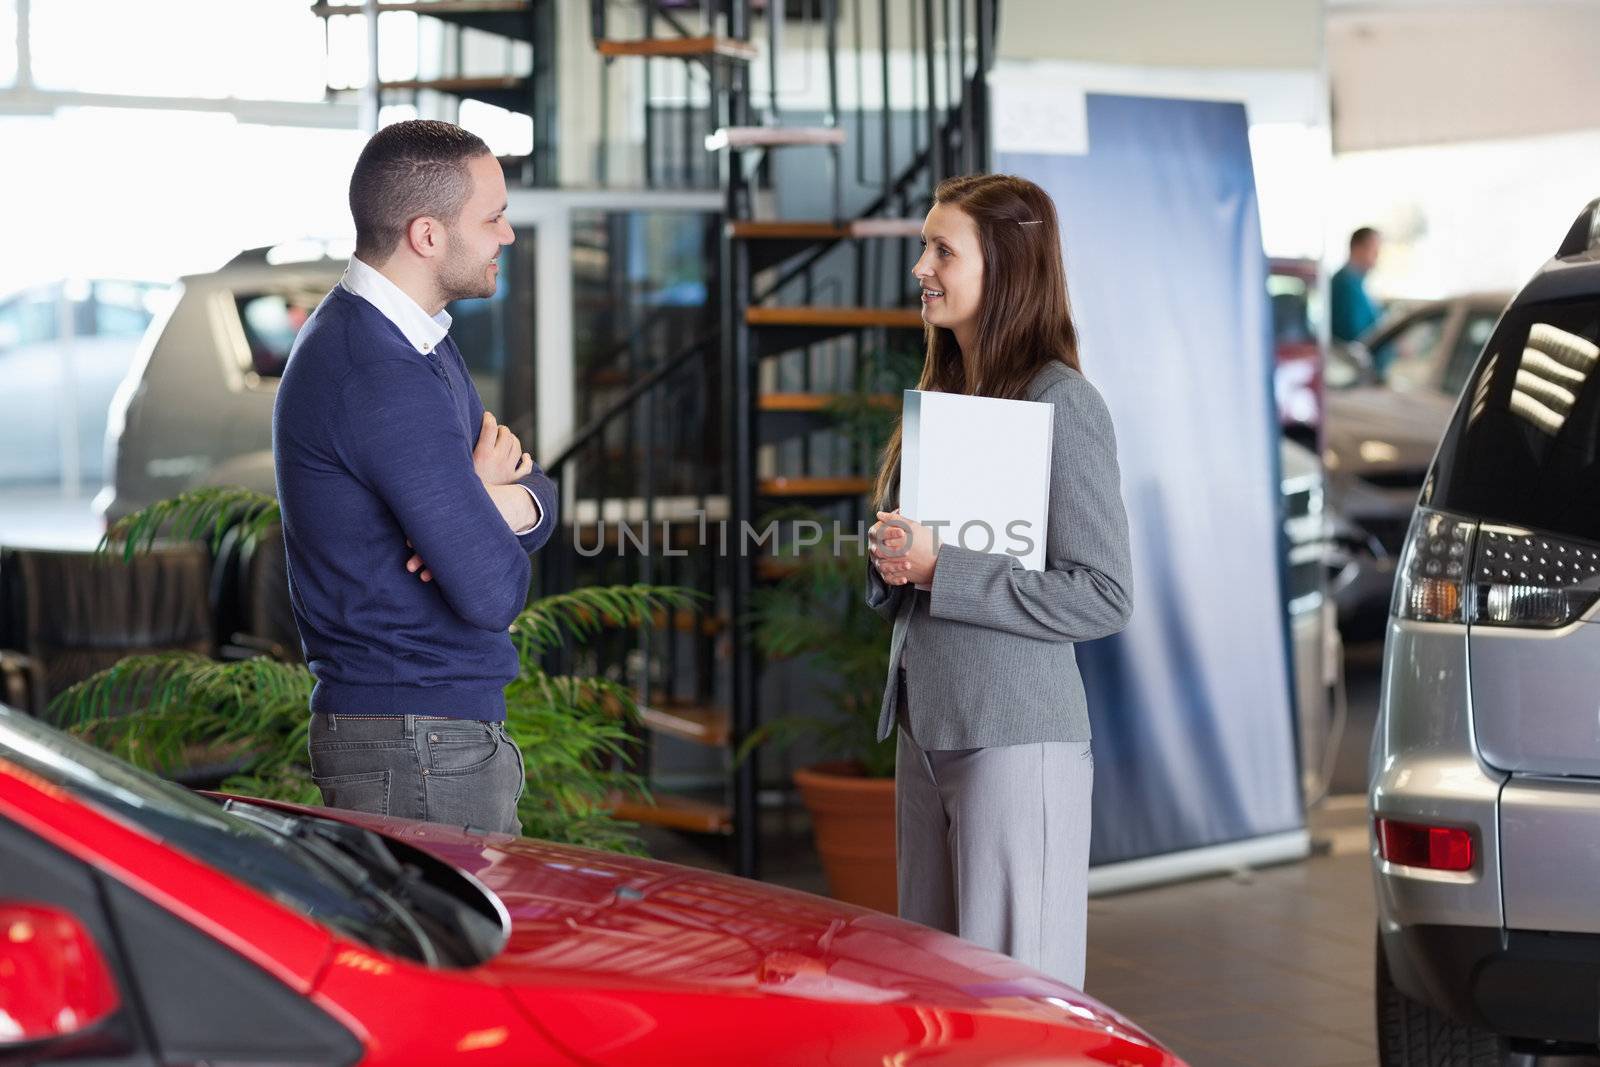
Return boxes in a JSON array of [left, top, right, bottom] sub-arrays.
[[0, 279, 168, 489], [96, 250, 341, 524], [1371, 199, 1600, 1063]]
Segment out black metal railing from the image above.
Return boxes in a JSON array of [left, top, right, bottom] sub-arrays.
[[555, 0, 995, 876]]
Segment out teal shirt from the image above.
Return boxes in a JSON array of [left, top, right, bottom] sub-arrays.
[[1330, 263, 1378, 344]]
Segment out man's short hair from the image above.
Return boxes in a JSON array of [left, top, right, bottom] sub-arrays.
[[349, 120, 492, 265], [1350, 226, 1380, 250]]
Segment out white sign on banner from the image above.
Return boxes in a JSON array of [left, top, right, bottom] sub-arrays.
[[899, 389, 1054, 589], [990, 70, 1090, 157]]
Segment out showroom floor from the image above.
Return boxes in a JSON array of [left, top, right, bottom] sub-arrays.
[[1086, 806, 1376, 1067]]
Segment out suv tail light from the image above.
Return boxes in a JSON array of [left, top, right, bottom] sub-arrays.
[[1375, 818, 1474, 872], [1393, 509, 1476, 623], [1394, 508, 1600, 628], [1473, 524, 1600, 627]]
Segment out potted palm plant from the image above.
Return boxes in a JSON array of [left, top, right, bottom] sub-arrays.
[[56, 487, 699, 854]]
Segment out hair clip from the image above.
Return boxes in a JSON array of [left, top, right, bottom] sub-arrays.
[[1018, 220, 1043, 226]]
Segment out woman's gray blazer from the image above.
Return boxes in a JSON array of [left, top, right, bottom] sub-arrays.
[[866, 360, 1133, 749]]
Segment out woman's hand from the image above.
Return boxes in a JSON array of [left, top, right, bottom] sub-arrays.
[[870, 509, 940, 587]]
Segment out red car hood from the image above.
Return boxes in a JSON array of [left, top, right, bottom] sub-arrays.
[[313, 806, 1176, 1064]]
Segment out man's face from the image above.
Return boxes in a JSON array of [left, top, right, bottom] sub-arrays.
[[437, 153, 514, 302], [1353, 235, 1381, 271]]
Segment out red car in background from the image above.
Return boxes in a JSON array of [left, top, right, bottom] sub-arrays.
[[1270, 257, 1324, 446], [0, 706, 1184, 1067]]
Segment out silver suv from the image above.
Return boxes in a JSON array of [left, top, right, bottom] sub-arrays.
[[1372, 198, 1600, 1063]]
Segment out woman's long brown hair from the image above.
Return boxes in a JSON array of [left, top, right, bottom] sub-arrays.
[[872, 173, 1082, 509]]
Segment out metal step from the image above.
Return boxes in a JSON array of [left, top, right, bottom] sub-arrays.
[[759, 476, 873, 498], [313, 2, 533, 39], [727, 218, 922, 270], [706, 126, 846, 151], [597, 36, 758, 60], [746, 305, 924, 359], [757, 393, 898, 443], [609, 791, 733, 835], [377, 76, 529, 111], [757, 392, 897, 413], [639, 699, 731, 747]]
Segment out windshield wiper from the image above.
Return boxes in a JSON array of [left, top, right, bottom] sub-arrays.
[[280, 810, 505, 965], [223, 799, 439, 965]]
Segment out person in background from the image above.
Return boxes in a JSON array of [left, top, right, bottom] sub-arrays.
[[1331, 226, 1384, 371], [274, 120, 556, 835]]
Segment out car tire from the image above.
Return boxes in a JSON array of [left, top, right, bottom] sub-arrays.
[[1376, 931, 1510, 1066]]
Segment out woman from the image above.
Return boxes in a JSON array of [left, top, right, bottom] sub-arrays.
[[866, 173, 1132, 988]]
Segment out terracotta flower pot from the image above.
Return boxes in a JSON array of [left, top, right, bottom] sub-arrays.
[[793, 761, 897, 914]]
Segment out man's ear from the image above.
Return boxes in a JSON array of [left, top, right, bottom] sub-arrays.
[[405, 216, 441, 259]]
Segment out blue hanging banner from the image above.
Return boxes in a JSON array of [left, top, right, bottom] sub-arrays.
[[1000, 94, 1304, 867]]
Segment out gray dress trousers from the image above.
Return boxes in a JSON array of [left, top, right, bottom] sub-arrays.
[[894, 669, 1095, 987], [866, 360, 1133, 990]]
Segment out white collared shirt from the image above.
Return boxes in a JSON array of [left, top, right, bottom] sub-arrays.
[[341, 255, 451, 355], [340, 256, 540, 535]]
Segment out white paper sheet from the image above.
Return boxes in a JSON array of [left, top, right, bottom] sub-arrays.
[[899, 389, 1054, 590]]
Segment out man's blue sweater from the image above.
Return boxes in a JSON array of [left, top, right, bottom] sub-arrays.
[[273, 284, 557, 721]]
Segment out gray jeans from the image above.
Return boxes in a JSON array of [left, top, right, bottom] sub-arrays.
[[307, 713, 525, 836]]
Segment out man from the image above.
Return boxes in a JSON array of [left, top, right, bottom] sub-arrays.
[[273, 120, 556, 835], [1331, 226, 1383, 368]]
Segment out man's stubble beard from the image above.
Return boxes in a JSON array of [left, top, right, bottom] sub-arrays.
[[438, 230, 497, 303]]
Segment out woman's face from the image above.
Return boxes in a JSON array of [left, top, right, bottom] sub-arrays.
[[913, 202, 984, 339]]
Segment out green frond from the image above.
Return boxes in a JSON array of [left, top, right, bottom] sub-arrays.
[[513, 584, 706, 659], [505, 670, 654, 853], [50, 652, 313, 730], [101, 486, 279, 562]]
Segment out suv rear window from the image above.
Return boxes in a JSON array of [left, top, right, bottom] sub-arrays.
[[1426, 295, 1600, 541]]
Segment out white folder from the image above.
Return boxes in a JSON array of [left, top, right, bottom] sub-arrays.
[[899, 389, 1054, 590]]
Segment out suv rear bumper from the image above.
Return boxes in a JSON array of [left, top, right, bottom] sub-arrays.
[[1385, 923, 1600, 1044]]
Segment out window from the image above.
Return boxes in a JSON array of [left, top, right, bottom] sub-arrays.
[[236, 292, 317, 379], [28, 0, 326, 100], [570, 209, 720, 497], [1381, 311, 1448, 393], [572, 208, 717, 415], [1429, 296, 1600, 542], [1268, 273, 1313, 346], [1441, 310, 1499, 398], [0, 282, 163, 353], [68, 281, 161, 341]]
